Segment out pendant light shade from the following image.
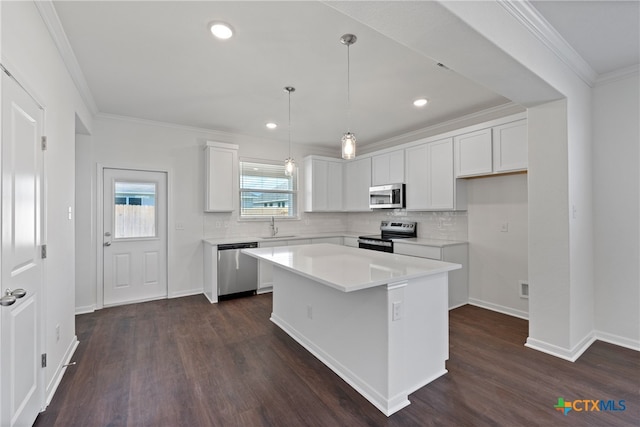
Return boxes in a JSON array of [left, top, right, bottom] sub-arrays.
[[340, 34, 357, 160], [284, 86, 295, 176]]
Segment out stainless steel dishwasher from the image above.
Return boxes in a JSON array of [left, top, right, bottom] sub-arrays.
[[217, 242, 259, 297]]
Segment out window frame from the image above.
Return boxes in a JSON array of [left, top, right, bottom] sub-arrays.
[[238, 157, 299, 221]]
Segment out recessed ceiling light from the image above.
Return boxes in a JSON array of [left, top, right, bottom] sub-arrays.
[[413, 98, 428, 107], [266, 122, 277, 129], [209, 22, 233, 40]]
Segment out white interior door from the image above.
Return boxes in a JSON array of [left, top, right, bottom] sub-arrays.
[[103, 168, 167, 306], [0, 71, 44, 427]]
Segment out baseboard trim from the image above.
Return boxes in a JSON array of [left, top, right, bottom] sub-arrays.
[[468, 298, 529, 320], [75, 304, 96, 315], [525, 333, 597, 362], [169, 288, 203, 299], [595, 330, 640, 352], [44, 336, 80, 408]]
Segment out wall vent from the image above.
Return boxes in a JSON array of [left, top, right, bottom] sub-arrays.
[[519, 280, 529, 299]]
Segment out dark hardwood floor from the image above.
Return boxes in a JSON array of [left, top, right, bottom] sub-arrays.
[[34, 294, 639, 427]]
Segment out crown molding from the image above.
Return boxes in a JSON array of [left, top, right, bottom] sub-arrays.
[[34, 0, 99, 114], [361, 102, 524, 154], [498, 0, 598, 87], [595, 64, 640, 86]]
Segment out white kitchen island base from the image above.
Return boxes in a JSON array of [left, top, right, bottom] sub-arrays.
[[270, 265, 449, 416]]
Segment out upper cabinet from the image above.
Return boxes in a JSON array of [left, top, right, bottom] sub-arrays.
[[371, 149, 405, 186], [492, 120, 528, 173], [343, 157, 372, 212], [455, 119, 527, 178], [204, 141, 238, 212], [454, 128, 493, 177], [304, 156, 343, 212], [406, 138, 466, 211]]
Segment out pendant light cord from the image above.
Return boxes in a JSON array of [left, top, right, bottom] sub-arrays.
[[288, 89, 292, 156], [346, 43, 351, 133]]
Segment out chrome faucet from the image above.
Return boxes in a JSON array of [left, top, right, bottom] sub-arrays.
[[270, 216, 278, 237]]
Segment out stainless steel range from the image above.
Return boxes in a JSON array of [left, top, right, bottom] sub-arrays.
[[358, 220, 417, 253]]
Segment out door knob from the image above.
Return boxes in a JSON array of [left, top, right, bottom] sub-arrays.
[[0, 294, 16, 306], [10, 288, 26, 298], [104, 241, 112, 247], [0, 288, 25, 307]]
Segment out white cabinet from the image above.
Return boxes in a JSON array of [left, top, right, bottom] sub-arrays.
[[492, 120, 528, 173], [371, 149, 404, 186], [258, 240, 287, 290], [304, 156, 343, 212], [405, 138, 466, 211], [343, 157, 371, 212], [205, 142, 239, 212], [343, 237, 358, 247], [454, 119, 527, 178], [393, 242, 468, 309], [312, 237, 343, 245], [454, 128, 493, 178]]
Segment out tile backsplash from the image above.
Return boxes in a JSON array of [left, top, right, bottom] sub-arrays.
[[204, 210, 467, 241], [347, 210, 468, 241]]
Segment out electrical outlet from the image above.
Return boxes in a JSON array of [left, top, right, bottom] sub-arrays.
[[500, 222, 509, 232], [392, 302, 402, 321], [56, 324, 60, 342], [519, 280, 529, 299]]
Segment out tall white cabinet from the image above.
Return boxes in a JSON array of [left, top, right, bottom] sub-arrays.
[[304, 156, 343, 212], [343, 157, 372, 211], [204, 141, 239, 212], [405, 138, 466, 211]]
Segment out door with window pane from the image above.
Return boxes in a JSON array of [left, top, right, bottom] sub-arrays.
[[103, 169, 167, 306]]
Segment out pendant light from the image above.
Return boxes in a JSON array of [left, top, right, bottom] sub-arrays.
[[340, 34, 357, 160], [284, 86, 296, 176]]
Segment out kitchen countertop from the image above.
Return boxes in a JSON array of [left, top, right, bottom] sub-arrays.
[[242, 243, 461, 293], [203, 233, 467, 248]]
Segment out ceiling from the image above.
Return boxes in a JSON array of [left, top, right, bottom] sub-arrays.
[[52, 1, 639, 151]]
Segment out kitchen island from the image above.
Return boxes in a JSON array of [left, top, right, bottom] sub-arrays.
[[242, 243, 461, 416]]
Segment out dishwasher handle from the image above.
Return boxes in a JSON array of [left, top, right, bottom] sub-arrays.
[[217, 242, 259, 251]]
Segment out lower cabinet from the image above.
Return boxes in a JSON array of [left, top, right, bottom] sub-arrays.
[[258, 238, 312, 291], [393, 242, 468, 309]]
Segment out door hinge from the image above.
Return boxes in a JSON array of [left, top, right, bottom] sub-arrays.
[[41, 353, 47, 368], [41, 244, 47, 259], [41, 136, 47, 151]]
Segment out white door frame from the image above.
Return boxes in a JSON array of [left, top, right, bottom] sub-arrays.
[[95, 164, 172, 309]]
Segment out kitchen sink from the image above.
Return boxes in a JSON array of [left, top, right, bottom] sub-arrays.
[[260, 235, 296, 239]]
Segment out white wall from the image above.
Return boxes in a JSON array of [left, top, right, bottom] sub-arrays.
[[2, 0, 92, 400], [593, 72, 640, 349], [466, 173, 528, 318], [75, 115, 347, 311]]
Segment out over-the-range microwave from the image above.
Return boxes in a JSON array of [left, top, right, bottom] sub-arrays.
[[369, 183, 405, 209]]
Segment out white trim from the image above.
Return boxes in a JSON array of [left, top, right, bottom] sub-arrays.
[[169, 289, 203, 299], [594, 330, 640, 352], [96, 165, 171, 309], [595, 64, 640, 86], [499, 0, 598, 87], [361, 102, 524, 153], [525, 333, 597, 362], [74, 305, 96, 315], [468, 298, 529, 320], [34, 1, 98, 114], [96, 112, 251, 142], [44, 336, 79, 407], [205, 140, 239, 150]]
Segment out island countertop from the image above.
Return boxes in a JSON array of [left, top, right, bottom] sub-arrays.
[[242, 243, 461, 293]]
